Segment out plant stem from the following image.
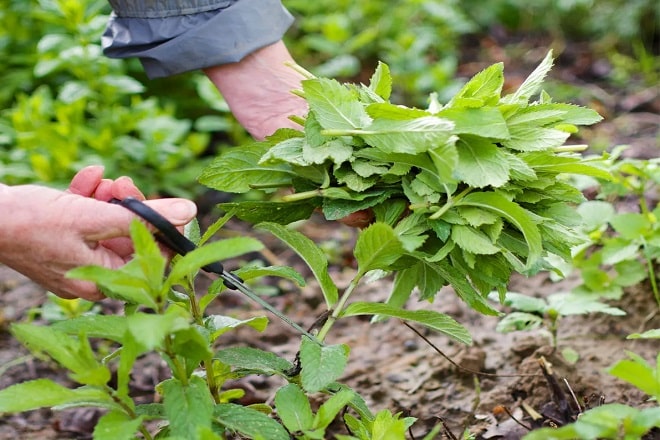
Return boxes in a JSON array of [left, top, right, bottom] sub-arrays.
[[316, 275, 362, 342], [429, 187, 472, 220], [105, 386, 154, 440], [281, 189, 321, 202], [164, 336, 188, 386]]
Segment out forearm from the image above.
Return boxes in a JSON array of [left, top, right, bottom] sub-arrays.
[[203, 41, 308, 140]]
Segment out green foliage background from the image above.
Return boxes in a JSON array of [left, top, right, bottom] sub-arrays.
[[1, 0, 656, 195]]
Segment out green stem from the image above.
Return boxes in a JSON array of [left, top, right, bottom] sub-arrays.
[[643, 245, 660, 309], [429, 187, 473, 220], [164, 336, 188, 386], [316, 275, 362, 342], [105, 386, 154, 440], [553, 144, 588, 153], [281, 189, 322, 202], [188, 291, 221, 402]]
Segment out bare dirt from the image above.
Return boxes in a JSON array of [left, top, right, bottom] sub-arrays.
[[0, 52, 658, 439]]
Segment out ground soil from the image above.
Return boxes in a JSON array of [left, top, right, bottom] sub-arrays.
[[0, 47, 658, 439]]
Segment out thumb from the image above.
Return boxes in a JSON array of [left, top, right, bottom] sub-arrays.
[[83, 198, 198, 241]]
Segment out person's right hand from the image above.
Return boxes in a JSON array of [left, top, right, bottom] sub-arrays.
[[0, 166, 197, 300]]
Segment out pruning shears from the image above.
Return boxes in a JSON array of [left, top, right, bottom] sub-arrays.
[[110, 197, 317, 341]]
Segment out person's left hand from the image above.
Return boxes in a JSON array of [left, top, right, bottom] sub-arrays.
[[0, 166, 197, 300]]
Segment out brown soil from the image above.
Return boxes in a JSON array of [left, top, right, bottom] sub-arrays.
[[1, 49, 658, 439]]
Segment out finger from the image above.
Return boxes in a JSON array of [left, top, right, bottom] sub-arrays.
[[111, 176, 145, 201], [68, 165, 105, 196], [83, 198, 198, 241], [94, 179, 115, 201]]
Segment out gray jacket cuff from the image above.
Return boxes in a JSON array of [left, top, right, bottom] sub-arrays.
[[102, 0, 294, 78]]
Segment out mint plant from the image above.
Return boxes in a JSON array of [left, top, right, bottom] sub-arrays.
[[201, 51, 610, 319], [570, 152, 660, 305], [489, 290, 625, 351]]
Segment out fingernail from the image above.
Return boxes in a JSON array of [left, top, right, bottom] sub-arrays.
[[171, 200, 197, 222]]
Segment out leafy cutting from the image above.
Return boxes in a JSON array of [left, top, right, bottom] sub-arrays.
[[200, 51, 609, 314]]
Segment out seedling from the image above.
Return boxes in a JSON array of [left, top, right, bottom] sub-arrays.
[[490, 291, 625, 348]]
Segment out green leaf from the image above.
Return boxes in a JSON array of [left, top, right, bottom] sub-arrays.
[[368, 61, 392, 100], [274, 384, 314, 433], [314, 388, 355, 429], [256, 222, 338, 307], [51, 315, 127, 342], [628, 329, 660, 339], [359, 116, 454, 154], [126, 310, 189, 351], [341, 302, 472, 345], [455, 135, 511, 188], [205, 315, 268, 340], [93, 410, 144, 440], [547, 293, 626, 317], [608, 352, 660, 400], [214, 403, 290, 440], [303, 138, 354, 165], [502, 50, 554, 104], [495, 312, 543, 333], [437, 107, 509, 139], [300, 338, 350, 393], [502, 126, 569, 151], [215, 346, 294, 375], [167, 237, 264, 286], [610, 213, 651, 239], [220, 199, 317, 225], [303, 78, 371, 130], [431, 258, 500, 315], [456, 192, 542, 268], [448, 62, 504, 107], [199, 143, 293, 193], [354, 223, 406, 275], [0, 380, 117, 413], [69, 265, 156, 307], [451, 225, 500, 255], [235, 264, 306, 287], [11, 324, 111, 386], [162, 376, 214, 438]]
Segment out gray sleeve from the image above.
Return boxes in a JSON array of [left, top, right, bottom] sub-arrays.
[[101, 0, 295, 78]]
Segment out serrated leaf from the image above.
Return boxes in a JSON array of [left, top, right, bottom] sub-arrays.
[[205, 315, 268, 340], [369, 61, 392, 100], [495, 312, 543, 333], [275, 384, 314, 432], [219, 200, 318, 225], [256, 222, 338, 307], [93, 410, 144, 440], [260, 137, 309, 166], [502, 126, 569, 151], [11, 324, 111, 386], [502, 50, 554, 104], [359, 116, 454, 154], [166, 237, 264, 285], [342, 302, 472, 345], [456, 192, 542, 268], [322, 189, 396, 220], [0, 380, 117, 413], [215, 346, 293, 375], [354, 223, 406, 275], [451, 225, 501, 255], [51, 315, 127, 342], [455, 136, 511, 188], [303, 78, 371, 130], [437, 107, 509, 139], [314, 388, 355, 429], [608, 353, 660, 399], [302, 138, 353, 165], [162, 376, 214, 437], [215, 403, 290, 440], [448, 62, 504, 107], [199, 143, 293, 193], [300, 338, 350, 393]]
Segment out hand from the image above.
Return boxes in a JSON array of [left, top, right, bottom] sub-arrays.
[[203, 41, 308, 140], [0, 166, 197, 300]]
